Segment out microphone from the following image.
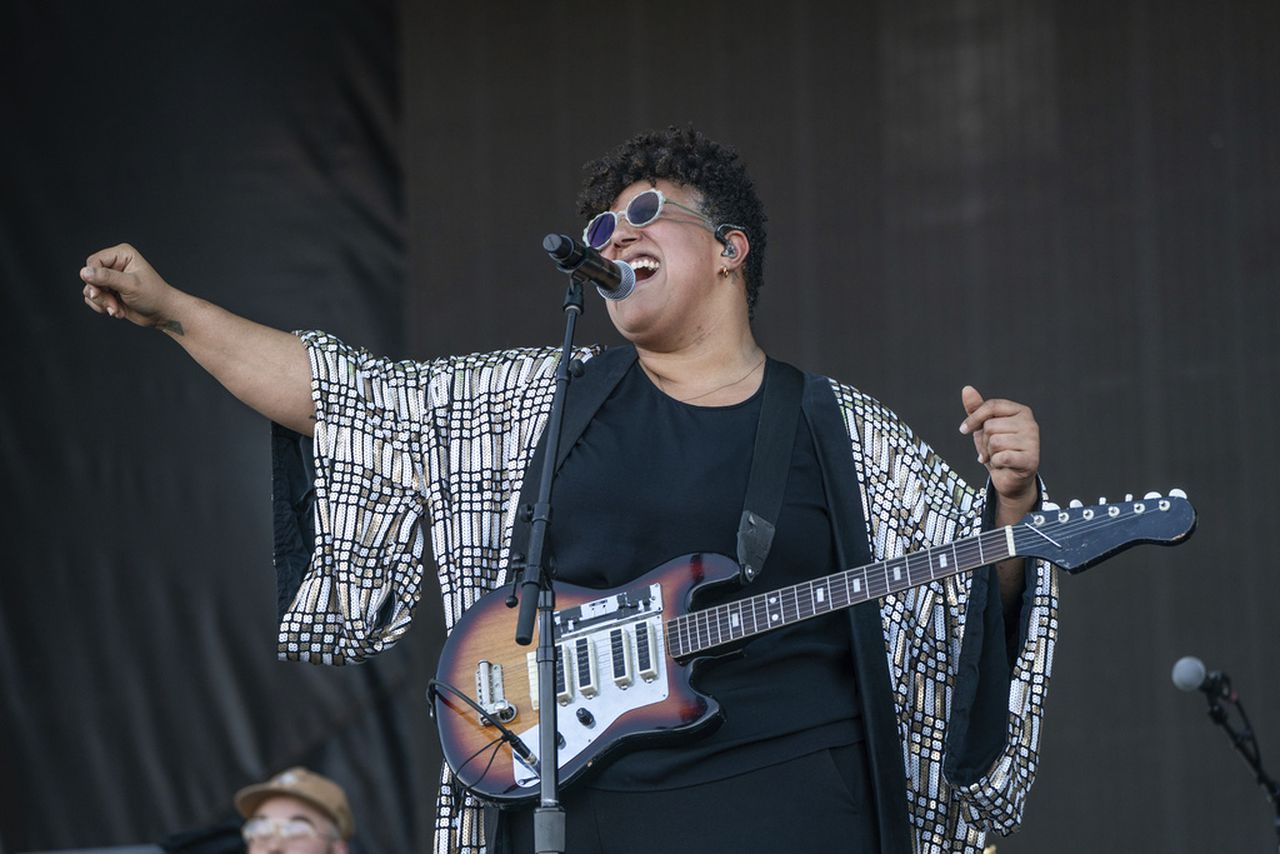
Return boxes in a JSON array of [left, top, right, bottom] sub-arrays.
[[543, 233, 636, 301], [1172, 655, 1236, 702]]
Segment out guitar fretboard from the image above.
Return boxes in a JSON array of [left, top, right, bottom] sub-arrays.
[[665, 527, 1014, 658]]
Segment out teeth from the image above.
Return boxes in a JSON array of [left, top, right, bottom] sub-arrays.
[[629, 257, 660, 271]]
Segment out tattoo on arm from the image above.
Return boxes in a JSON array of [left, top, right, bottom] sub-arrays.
[[157, 320, 185, 336]]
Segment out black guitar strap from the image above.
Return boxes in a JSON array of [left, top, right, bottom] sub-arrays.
[[735, 360, 805, 585]]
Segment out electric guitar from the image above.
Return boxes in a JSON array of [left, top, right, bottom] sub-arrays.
[[432, 491, 1196, 803]]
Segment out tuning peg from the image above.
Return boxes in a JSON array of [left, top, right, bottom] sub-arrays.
[[1097, 497, 1108, 505], [1144, 491, 1162, 500], [1042, 501, 1060, 511], [1169, 488, 1187, 498], [1069, 499, 1083, 508], [1125, 494, 1134, 502]]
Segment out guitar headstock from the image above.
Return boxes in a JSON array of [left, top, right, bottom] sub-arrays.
[[1014, 489, 1197, 573]]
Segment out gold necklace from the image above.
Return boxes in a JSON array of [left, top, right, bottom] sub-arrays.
[[655, 355, 767, 404]]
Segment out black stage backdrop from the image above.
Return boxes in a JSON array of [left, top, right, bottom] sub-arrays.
[[3, 2, 1278, 852]]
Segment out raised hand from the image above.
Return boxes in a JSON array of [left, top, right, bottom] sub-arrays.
[[959, 385, 1040, 522], [76, 243, 316, 434], [80, 243, 182, 333]]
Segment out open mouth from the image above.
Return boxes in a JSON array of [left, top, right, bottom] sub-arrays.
[[630, 256, 660, 282]]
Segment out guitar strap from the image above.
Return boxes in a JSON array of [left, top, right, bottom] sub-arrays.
[[735, 359, 805, 585]]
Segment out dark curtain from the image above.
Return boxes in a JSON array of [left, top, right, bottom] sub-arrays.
[[1, 2, 434, 852], [4, 2, 1278, 853]]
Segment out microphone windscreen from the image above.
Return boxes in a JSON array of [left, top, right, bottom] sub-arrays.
[[1171, 655, 1206, 692], [598, 260, 636, 301]]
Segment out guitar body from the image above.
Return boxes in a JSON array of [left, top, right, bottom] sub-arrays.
[[434, 552, 740, 803]]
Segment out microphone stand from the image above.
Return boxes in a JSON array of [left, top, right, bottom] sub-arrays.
[[1202, 687, 1280, 851], [511, 269, 587, 854]]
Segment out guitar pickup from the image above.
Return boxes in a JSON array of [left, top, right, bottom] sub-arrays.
[[635, 621, 659, 682], [557, 643, 574, 704], [526, 643, 576, 709], [574, 637, 599, 698], [609, 627, 633, 688]]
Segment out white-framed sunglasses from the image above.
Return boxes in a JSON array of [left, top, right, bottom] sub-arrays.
[[583, 187, 722, 249]]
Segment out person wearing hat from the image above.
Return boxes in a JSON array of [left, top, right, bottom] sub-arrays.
[[234, 767, 354, 852]]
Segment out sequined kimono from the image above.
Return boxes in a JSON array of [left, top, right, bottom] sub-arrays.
[[270, 332, 1059, 854]]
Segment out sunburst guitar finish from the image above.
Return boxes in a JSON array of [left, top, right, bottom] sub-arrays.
[[434, 553, 735, 803]]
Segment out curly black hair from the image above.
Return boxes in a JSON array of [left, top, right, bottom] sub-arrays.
[[577, 125, 768, 318]]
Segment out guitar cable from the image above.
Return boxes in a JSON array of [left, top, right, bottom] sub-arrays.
[[457, 736, 505, 792], [433, 730, 507, 806], [427, 678, 538, 768]]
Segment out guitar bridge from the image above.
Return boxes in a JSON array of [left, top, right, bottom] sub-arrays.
[[474, 660, 516, 725]]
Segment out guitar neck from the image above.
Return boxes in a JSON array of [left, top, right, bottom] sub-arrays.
[[666, 526, 1016, 658]]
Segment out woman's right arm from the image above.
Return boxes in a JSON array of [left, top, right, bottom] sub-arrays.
[[80, 243, 317, 436]]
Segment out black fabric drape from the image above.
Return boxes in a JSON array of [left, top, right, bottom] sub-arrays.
[[1, 2, 422, 852]]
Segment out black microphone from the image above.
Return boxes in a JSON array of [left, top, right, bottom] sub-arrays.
[[1172, 655, 1236, 702], [543, 233, 636, 301]]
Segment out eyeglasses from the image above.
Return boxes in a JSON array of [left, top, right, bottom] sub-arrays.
[[582, 188, 718, 249], [242, 816, 337, 847]]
